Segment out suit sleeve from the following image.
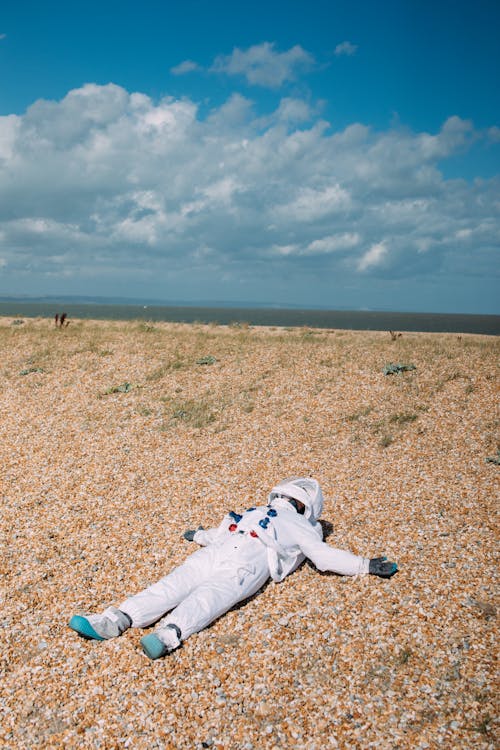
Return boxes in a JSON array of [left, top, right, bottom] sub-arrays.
[[297, 525, 370, 576], [193, 514, 231, 546], [193, 527, 220, 546]]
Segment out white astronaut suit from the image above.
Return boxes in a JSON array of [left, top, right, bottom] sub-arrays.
[[68, 478, 396, 660]]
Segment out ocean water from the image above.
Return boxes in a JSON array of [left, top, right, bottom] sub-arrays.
[[0, 301, 499, 335]]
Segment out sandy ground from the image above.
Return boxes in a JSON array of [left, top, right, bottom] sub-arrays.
[[0, 316, 498, 749]]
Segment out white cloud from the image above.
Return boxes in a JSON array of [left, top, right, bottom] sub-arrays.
[[306, 233, 360, 255], [0, 114, 19, 159], [210, 42, 314, 88], [334, 41, 358, 57], [0, 83, 498, 308], [272, 185, 352, 222], [273, 97, 313, 123], [357, 242, 388, 271], [170, 60, 201, 75]]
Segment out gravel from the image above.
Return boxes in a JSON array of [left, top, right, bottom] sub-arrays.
[[0, 317, 498, 749]]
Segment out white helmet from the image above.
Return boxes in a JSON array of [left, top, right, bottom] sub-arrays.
[[268, 477, 324, 522]]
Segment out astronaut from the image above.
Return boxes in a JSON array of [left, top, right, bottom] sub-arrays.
[[68, 477, 398, 660]]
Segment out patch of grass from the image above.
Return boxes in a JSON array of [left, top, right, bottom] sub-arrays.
[[19, 367, 44, 376], [71, 335, 112, 356], [379, 434, 394, 448], [389, 412, 418, 425], [468, 714, 492, 735], [298, 327, 325, 342], [473, 690, 490, 704], [346, 406, 372, 422], [196, 355, 217, 365], [136, 405, 153, 417], [485, 450, 500, 466], [169, 397, 218, 429], [383, 363, 416, 375], [444, 370, 462, 382], [146, 356, 187, 380], [136, 322, 157, 332], [398, 648, 412, 664], [100, 382, 134, 397], [146, 365, 169, 382], [26, 347, 54, 364]]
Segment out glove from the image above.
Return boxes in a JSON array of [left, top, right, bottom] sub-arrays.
[[369, 556, 398, 578], [183, 525, 203, 542]]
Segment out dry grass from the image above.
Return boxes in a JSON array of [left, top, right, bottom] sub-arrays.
[[0, 316, 498, 749]]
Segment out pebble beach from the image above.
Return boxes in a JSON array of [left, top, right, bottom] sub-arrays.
[[0, 316, 498, 749]]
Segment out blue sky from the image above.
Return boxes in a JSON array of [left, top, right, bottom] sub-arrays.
[[0, 0, 499, 313]]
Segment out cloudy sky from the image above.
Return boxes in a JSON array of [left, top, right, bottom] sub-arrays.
[[0, 0, 499, 313]]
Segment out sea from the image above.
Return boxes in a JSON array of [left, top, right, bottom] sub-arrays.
[[0, 300, 499, 336]]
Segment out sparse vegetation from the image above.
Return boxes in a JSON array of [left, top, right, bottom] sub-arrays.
[[346, 406, 372, 422], [485, 450, 500, 466], [196, 355, 217, 365], [101, 382, 134, 396], [469, 714, 492, 735], [169, 397, 218, 429], [379, 433, 394, 448], [383, 362, 416, 375], [19, 366, 44, 376], [389, 412, 418, 425], [398, 648, 412, 664], [0, 316, 498, 749], [389, 330, 402, 340]]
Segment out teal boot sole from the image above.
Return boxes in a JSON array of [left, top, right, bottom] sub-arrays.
[[140, 634, 168, 660], [68, 615, 106, 641]]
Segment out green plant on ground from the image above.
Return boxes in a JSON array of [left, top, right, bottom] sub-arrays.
[[136, 322, 157, 332], [19, 367, 44, 376], [485, 450, 500, 466], [196, 355, 217, 365], [137, 405, 153, 417], [169, 397, 218, 429], [346, 406, 372, 422], [468, 714, 492, 735], [146, 355, 187, 380], [389, 412, 418, 424], [383, 363, 416, 375], [397, 648, 412, 665], [101, 382, 134, 396], [379, 433, 393, 448]]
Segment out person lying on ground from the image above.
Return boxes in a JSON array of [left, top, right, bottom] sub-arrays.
[[68, 477, 398, 660]]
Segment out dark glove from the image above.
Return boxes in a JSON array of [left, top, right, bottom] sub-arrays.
[[369, 556, 398, 578], [183, 525, 203, 542]]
